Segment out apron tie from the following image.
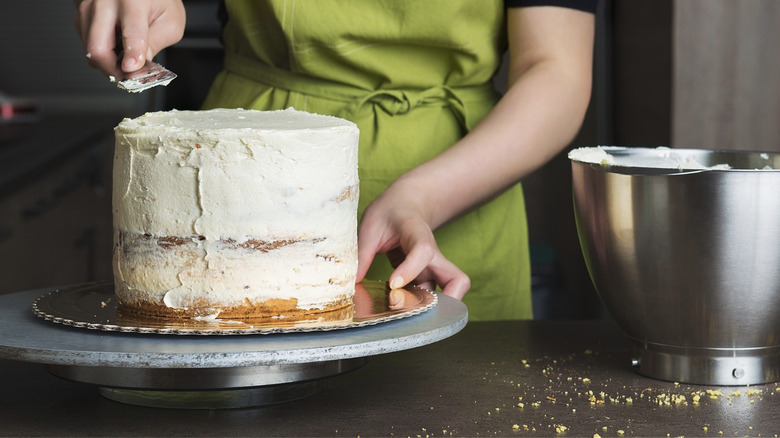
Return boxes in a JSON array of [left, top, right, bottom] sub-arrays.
[[225, 53, 498, 131], [341, 86, 469, 129]]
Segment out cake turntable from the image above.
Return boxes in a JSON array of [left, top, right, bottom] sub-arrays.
[[0, 281, 467, 408]]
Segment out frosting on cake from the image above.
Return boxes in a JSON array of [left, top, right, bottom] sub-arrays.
[[112, 108, 360, 319]]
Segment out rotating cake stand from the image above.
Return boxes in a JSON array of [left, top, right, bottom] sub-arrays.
[[0, 284, 467, 408]]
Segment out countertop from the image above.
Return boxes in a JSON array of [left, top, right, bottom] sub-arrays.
[[2, 314, 778, 437]]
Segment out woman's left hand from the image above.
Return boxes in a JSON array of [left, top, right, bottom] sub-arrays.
[[356, 6, 594, 303], [356, 178, 470, 300]]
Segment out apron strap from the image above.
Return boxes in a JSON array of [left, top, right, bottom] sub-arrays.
[[225, 53, 499, 131]]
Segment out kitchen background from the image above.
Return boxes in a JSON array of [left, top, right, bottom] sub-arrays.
[[1, 0, 778, 319]]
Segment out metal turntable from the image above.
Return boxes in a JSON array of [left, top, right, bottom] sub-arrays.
[[0, 281, 467, 408]]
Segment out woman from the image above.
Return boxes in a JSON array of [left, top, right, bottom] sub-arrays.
[[74, 0, 596, 320]]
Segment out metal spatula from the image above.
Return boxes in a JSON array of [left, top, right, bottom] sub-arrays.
[[111, 54, 177, 93]]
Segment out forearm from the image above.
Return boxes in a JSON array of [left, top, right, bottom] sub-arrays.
[[391, 7, 595, 230], [403, 67, 590, 229]]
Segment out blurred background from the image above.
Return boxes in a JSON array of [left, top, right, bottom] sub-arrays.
[[1, 0, 778, 319]]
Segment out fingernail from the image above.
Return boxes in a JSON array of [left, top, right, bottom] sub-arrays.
[[121, 57, 136, 70], [122, 54, 144, 70], [389, 276, 404, 289]]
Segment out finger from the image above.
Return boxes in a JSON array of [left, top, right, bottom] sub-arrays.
[[392, 244, 471, 300], [74, 0, 97, 44], [386, 240, 436, 290], [431, 258, 471, 300], [117, 1, 151, 72], [82, 0, 122, 77], [146, 1, 187, 61], [356, 222, 382, 283], [73, 1, 87, 44]]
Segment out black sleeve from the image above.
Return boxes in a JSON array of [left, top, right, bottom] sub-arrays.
[[505, 0, 599, 14]]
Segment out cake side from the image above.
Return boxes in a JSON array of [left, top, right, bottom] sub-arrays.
[[112, 108, 360, 319]]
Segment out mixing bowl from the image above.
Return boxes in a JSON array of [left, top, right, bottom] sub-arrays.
[[570, 146, 780, 385]]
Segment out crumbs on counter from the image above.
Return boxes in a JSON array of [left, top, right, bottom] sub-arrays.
[[496, 350, 780, 437]]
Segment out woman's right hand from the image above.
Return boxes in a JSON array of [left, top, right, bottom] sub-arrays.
[[73, 0, 186, 78], [356, 176, 471, 301]]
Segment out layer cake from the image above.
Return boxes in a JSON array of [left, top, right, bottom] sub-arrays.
[[112, 108, 360, 319]]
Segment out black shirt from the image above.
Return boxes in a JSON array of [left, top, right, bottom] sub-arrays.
[[505, 0, 599, 13]]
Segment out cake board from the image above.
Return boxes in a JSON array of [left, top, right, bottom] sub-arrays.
[[0, 282, 467, 408]]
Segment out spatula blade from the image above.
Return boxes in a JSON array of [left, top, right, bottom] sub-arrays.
[[112, 60, 177, 93]]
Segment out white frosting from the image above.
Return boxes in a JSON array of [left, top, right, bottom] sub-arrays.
[[113, 108, 360, 314], [568, 146, 617, 166], [568, 146, 732, 171]]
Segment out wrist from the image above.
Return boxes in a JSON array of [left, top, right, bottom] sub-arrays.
[[389, 170, 445, 229]]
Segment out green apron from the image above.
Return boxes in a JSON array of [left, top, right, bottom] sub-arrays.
[[202, 0, 532, 320]]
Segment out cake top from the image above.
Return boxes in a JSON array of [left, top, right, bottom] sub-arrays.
[[113, 106, 360, 241], [116, 107, 357, 134]]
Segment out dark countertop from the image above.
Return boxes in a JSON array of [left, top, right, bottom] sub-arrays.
[[2, 318, 778, 437]]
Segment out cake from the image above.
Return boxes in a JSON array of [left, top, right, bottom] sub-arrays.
[[112, 108, 360, 320]]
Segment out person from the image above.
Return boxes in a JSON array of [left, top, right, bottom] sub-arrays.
[[73, 0, 596, 321]]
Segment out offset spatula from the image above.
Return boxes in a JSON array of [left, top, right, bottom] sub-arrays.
[[112, 59, 177, 93]]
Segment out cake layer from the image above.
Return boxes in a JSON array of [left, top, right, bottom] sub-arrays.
[[116, 283, 355, 320], [112, 108, 360, 319], [113, 231, 357, 316], [113, 108, 359, 239]]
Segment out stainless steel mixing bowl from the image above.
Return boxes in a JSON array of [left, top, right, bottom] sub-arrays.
[[570, 147, 780, 385]]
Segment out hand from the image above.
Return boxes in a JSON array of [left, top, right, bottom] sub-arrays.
[[356, 7, 593, 303], [356, 178, 471, 300], [73, 0, 186, 78]]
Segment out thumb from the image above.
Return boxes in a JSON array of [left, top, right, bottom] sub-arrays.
[[117, 4, 151, 72]]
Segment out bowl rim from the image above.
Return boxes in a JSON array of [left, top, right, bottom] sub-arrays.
[[569, 146, 780, 175]]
